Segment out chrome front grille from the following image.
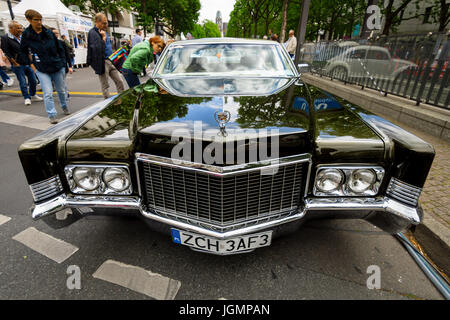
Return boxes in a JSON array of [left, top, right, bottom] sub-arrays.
[[138, 155, 308, 230], [30, 175, 64, 203], [386, 177, 422, 207]]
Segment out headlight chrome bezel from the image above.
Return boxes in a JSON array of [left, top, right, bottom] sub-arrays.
[[313, 166, 384, 197], [65, 164, 132, 195]]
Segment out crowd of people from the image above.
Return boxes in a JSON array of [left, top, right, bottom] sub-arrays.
[[0, 9, 169, 124], [263, 29, 297, 58], [0, 9, 295, 125]]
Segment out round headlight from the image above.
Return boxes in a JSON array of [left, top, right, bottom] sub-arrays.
[[315, 169, 344, 193], [103, 168, 130, 192], [348, 169, 376, 193], [73, 167, 100, 191]]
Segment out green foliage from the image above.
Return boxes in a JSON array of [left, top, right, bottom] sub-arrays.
[[131, 0, 201, 38], [62, 1, 201, 37], [202, 20, 221, 38], [188, 20, 220, 39], [227, 0, 371, 41], [61, 0, 132, 15], [190, 24, 206, 39]]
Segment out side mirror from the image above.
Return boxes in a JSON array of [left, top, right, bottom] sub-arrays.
[[297, 63, 310, 74]]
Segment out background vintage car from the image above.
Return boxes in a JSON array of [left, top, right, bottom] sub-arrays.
[[324, 45, 418, 82], [17, 39, 435, 255]]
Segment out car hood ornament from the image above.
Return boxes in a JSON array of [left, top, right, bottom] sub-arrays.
[[214, 110, 231, 136]]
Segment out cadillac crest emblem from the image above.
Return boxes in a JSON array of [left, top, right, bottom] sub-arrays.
[[214, 110, 231, 128]]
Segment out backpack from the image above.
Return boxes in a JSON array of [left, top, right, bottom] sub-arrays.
[[108, 44, 131, 72]]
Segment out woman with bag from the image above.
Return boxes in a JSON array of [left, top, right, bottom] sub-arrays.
[[0, 44, 14, 87], [121, 36, 164, 88]]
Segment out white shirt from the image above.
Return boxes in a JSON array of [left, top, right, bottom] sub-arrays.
[[286, 35, 297, 54]]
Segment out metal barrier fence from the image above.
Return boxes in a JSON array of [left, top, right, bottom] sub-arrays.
[[299, 33, 449, 110]]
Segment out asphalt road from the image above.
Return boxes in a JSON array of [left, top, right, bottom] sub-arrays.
[[0, 69, 444, 300]]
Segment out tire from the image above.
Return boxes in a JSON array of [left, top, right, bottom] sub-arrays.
[[331, 66, 348, 81]]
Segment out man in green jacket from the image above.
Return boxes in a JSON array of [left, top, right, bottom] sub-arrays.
[[122, 36, 164, 88]]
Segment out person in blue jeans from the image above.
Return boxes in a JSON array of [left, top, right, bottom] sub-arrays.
[[0, 67, 14, 86], [19, 10, 68, 124], [1, 21, 41, 104]]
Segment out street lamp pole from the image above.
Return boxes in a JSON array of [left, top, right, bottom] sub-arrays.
[[294, 0, 311, 66], [7, 0, 14, 20]]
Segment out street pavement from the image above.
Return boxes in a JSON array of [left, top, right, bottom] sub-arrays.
[[0, 68, 445, 300]]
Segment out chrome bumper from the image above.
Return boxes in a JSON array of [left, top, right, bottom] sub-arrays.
[[31, 194, 422, 238]]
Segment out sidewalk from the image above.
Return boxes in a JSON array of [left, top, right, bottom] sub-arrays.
[[303, 73, 449, 275]]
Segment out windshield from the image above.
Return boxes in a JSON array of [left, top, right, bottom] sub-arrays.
[[154, 43, 296, 77]]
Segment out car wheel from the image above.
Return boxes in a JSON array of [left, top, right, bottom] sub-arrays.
[[331, 66, 348, 81]]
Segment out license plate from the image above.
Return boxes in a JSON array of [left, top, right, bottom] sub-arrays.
[[171, 229, 272, 254]]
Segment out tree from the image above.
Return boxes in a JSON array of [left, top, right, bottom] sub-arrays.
[[436, 0, 450, 31], [227, 0, 253, 38], [189, 20, 220, 38], [247, 0, 266, 38], [129, 0, 201, 38], [61, 0, 132, 15], [202, 20, 221, 38], [381, 0, 415, 35], [260, 0, 283, 37], [191, 23, 206, 38], [280, 0, 290, 43], [424, 0, 450, 32]]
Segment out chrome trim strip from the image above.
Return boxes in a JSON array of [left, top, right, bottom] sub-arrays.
[[134, 158, 143, 198], [386, 177, 422, 207], [135, 153, 312, 176], [140, 207, 306, 239], [31, 194, 421, 238], [30, 175, 63, 202], [305, 197, 420, 224]]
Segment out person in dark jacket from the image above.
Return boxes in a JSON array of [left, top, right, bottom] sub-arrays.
[[51, 28, 73, 100], [87, 13, 124, 99], [1, 21, 41, 105], [19, 10, 69, 124]]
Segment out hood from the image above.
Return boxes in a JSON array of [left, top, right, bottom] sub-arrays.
[[65, 78, 385, 165], [135, 78, 313, 163], [137, 78, 310, 139]]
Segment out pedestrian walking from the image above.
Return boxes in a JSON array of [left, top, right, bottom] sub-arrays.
[[131, 29, 143, 47], [62, 35, 76, 69], [0, 47, 14, 87], [51, 28, 73, 100], [19, 10, 69, 123], [270, 34, 279, 42], [286, 30, 297, 58], [87, 13, 124, 99], [1, 21, 41, 105], [122, 36, 164, 88]]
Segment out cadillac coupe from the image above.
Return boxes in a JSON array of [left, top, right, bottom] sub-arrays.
[[18, 38, 435, 255]]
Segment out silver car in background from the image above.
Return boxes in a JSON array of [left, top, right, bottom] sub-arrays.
[[324, 45, 417, 82]]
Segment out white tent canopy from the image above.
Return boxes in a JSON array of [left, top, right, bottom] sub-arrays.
[[0, 0, 75, 19], [0, 0, 92, 66]]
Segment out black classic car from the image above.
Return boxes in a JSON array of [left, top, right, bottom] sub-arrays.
[[18, 39, 435, 255]]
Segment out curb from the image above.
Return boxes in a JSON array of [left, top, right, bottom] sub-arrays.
[[0, 90, 108, 97], [415, 217, 450, 277]]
